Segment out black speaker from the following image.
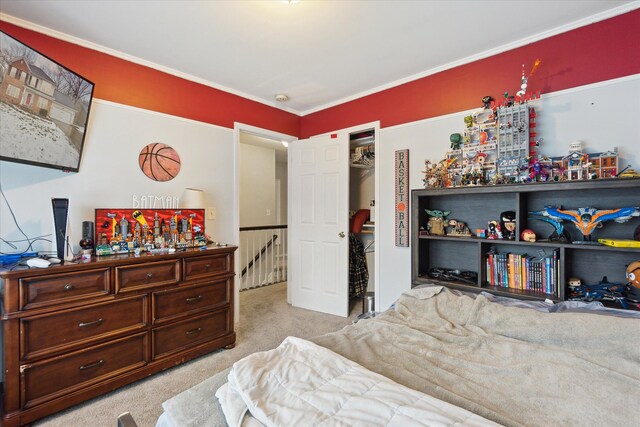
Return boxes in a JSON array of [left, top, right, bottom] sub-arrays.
[[52, 198, 69, 260], [80, 221, 94, 249]]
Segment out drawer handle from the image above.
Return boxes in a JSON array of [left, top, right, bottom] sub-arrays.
[[79, 318, 104, 328], [204, 264, 211, 269], [186, 327, 202, 336], [185, 295, 203, 304], [146, 273, 154, 280], [63, 283, 74, 291], [79, 359, 104, 371]]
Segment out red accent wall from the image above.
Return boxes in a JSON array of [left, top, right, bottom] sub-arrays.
[[3, 10, 638, 140], [0, 21, 300, 137], [300, 10, 640, 138]]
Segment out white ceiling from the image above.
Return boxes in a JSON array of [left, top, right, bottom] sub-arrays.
[[1, 1, 637, 115]]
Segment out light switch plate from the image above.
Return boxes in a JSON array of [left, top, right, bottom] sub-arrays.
[[207, 207, 216, 220]]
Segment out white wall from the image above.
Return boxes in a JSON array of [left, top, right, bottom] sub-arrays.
[[350, 167, 375, 212], [0, 100, 237, 375], [239, 143, 276, 227], [377, 76, 640, 310], [275, 160, 288, 224], [0, 99, 236, 255]]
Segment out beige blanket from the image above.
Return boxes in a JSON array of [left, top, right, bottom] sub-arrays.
[[312, 287, 640, 427], [217, 336, 501, 427]]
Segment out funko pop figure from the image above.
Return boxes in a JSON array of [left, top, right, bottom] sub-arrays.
[[567, 277, 582, 288], [626, 261, 640, 302], [486, 220, 502, 239], [500, 211, 517, 240], [520, 229, 536, 242]]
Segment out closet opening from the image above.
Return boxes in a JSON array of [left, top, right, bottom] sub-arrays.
[[348, 129, 375, 319]]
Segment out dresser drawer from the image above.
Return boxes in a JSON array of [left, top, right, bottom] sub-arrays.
[[21, 333, 148, 409], [115, 260, 180, 293], [153, 279, 230, 324], [153, 309, 230, 359], [20, 268, 110, 310], [20, 296, 147, 361], [183, 253, 231, 281]]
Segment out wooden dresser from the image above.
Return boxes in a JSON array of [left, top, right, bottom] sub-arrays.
[[0, 246, 237, 427]]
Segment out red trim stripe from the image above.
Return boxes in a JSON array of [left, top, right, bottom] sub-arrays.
[[3, 10, 638, 139], [0, 21, 300, 137]]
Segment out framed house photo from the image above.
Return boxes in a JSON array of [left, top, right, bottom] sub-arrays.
[[0, 30, 95, 172]]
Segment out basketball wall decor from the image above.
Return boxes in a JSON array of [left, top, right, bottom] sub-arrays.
[[139, 143, 181, 181], [395, 149, 409, 246]]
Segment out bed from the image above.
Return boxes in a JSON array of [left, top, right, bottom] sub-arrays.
[[156, 285, 640, 427]]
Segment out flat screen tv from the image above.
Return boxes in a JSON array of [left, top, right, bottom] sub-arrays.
[[0, 30, 94, 172]]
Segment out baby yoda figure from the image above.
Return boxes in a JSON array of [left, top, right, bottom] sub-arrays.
[[425, 209, 450, 236]]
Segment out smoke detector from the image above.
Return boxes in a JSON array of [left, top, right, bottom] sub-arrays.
[[275, 94, 290, 102]]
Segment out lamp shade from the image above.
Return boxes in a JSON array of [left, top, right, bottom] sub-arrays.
[[179, 188, 205, 208]]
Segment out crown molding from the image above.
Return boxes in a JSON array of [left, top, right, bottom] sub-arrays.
[[2, 1, 638, 118], [300, 2, 640, 116], [0, 12, 300, 115]]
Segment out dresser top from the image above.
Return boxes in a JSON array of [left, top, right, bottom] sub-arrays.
[[0, 244, 237, 280]]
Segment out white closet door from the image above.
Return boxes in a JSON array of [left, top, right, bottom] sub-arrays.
[[289, 133, 349, 317]]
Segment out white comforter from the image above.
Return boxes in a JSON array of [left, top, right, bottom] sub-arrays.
[[215, 336, 500, 427]]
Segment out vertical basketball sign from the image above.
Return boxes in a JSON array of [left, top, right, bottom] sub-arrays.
[[395, 149, 409, 246]]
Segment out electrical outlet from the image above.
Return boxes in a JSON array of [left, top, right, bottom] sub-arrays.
[[207, 207, 216, 220], [266, 209, 271, 216]]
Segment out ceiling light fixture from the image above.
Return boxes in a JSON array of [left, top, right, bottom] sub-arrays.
[[275, 93, 290, 102], [281, 141, 289, 148], [281, 0, 300, 4]]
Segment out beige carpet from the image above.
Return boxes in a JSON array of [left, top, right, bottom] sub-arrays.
[[34, 283, 360, 427]]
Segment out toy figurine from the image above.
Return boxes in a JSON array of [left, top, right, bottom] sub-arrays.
[[568, 276, 628, 309], [445, 219, 473, 237], [567, 277, 582, 289], [482, 95, 493, 109], [531, 206, 640, 243], [521, 229, 536, 242], [486, 220, 502, 239], [528, 213, 572, 242], [523, 156, 552, 182], [425, 209, 450, 235], [450, 133, 462, 150], [500, 211, 517, 240], [464, 115, 473, 128], [625, 261, 640, 302]]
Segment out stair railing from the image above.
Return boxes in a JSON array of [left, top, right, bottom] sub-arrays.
[[239, 225, 287, 290]]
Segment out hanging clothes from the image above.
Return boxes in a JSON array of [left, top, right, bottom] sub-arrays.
[[349, 233, 368, 298]]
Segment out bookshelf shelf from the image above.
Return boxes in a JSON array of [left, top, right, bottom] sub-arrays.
[[420, 235, 640, 253], [411, 179, 640, 304]]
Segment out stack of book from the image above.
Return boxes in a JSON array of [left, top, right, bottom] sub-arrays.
[[486, 248, 560, 296]]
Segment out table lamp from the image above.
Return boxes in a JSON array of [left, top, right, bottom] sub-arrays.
[[179, 188, 205, 208]]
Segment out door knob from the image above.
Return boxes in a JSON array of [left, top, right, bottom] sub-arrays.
[[338, 232, 346, 238]]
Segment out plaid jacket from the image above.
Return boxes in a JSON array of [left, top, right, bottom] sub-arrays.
[[349, 233, 368, 298]]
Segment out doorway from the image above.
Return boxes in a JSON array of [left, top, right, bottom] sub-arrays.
[[233, 123, 296, 323]]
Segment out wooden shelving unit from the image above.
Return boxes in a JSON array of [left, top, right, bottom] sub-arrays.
[[411, 179, 640, 302]]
